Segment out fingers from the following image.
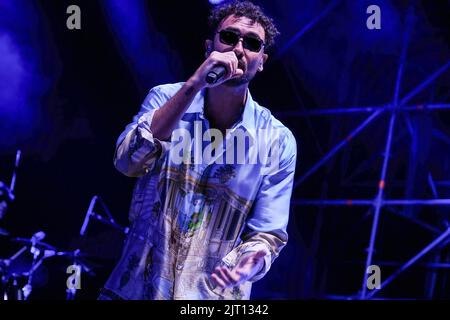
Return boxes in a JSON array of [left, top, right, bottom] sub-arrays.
[[227, 57, 236, 77], [191, 50, 244, 88], [214, 266, 232, 287], [210, 266, 242, 289], [238, 250, 267, 267], [210, 272, 227, 289], [253, 250, 267, 261], [210, 251, 268, 289], [215, 51, 238, 77], [230, 68, 244, 79], [207, 51, 240, 80]]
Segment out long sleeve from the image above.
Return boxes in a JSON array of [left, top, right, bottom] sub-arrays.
[[114, 86, 173, 177], [222, 129, 298, 282]]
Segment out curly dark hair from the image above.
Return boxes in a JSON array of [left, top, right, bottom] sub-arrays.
[[208, 1, 280, 49]]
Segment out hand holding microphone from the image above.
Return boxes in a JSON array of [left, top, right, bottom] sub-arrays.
[[190, 50, 243, 88], [206, 65, 228, 84]]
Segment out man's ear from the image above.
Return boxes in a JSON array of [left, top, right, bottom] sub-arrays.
[[258, 53, 269, 72], [205, 40, 213, 57]]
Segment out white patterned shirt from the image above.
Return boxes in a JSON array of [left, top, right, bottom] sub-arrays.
[[101, 83, 297, 300]]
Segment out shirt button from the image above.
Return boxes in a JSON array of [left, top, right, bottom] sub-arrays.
[[176, 263, 184, 270]]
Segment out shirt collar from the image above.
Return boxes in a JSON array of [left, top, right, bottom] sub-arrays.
[[187, 86, 257, 139]]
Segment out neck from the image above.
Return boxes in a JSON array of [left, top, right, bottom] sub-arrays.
[[205, 84, 248, 133]]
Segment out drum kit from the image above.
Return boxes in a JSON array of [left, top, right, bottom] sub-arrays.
[[0, 231, 93, 300], [0, 150, 128, 300]]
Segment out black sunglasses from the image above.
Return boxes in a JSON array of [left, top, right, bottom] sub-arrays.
[[217, 30, 265, 52]]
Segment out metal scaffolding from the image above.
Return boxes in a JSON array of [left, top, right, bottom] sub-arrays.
[[276, 4, 450, 299]]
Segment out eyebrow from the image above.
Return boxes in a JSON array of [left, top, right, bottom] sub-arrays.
[[222, 27, 262, 40]]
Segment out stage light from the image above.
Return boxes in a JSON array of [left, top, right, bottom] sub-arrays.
[[209, 0, 227, 5]]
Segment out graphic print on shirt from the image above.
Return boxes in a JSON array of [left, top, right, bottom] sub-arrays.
[[160, 164, 254, 258]]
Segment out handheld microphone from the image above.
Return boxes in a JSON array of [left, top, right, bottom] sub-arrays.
[[206, 65, 227, 84]]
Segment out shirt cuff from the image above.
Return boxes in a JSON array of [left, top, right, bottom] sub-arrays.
[[221, 242, 272, 283], [133, 111, 171, 169]]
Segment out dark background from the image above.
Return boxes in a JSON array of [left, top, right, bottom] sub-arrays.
[[0, 0, 449, 299]]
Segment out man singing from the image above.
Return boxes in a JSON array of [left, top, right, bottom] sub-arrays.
[[100, 0, 297, 300]]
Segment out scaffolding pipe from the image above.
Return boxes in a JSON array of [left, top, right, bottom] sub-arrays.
[[293, 110, 383, 188], [365, 227, 450, 299], [275, 103, 450, 117]]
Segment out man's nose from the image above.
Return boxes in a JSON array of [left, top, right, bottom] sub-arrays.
[[233, 38, 244, 54], [233, 39, 244, 57]]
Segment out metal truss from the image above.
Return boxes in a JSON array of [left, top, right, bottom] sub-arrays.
[[277, 5, 450, 299]]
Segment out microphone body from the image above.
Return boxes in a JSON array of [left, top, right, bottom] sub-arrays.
[[206, 65, 227, 84]]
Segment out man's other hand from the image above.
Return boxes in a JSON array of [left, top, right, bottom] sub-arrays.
[[210, 250, 266, 289]]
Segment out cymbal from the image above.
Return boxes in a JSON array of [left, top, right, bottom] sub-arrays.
[[11, 237, 57, 251]]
